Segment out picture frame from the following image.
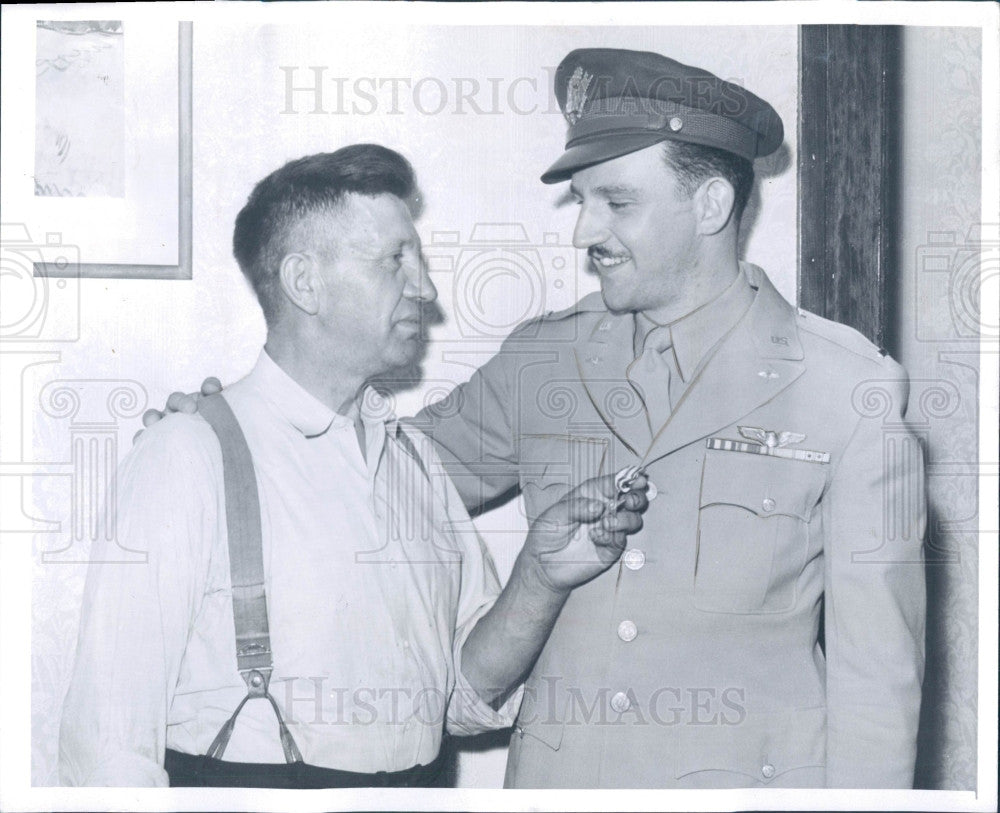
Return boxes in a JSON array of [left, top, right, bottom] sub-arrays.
[[23, 19, 192, 280]]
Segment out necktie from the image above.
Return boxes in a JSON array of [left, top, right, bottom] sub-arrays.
[[628, 325, 677, 432]]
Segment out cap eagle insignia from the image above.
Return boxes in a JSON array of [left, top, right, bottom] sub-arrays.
[[565, 66, 593, 125], [738, 426, 807, 449]]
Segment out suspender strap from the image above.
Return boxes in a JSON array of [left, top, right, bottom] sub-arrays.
[[198, 394, 303, 764]]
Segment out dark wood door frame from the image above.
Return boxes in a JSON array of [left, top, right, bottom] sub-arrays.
[[798, 25, 901, 351]]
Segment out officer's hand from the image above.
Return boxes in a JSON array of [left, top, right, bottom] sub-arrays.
[[133, 377, 223, 444], [524, 473, 648, 594]]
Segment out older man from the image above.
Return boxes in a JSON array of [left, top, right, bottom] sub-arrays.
[[153, 49, 926, 789], [59, 145, 647, 788]]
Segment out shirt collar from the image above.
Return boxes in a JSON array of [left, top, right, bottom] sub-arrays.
[[247, 349, 346, 437], [633, 270, 754, 381]]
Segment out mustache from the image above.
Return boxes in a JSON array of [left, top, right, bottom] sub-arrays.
[[588, 247, 630, 261]]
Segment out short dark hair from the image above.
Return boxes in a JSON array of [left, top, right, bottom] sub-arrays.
[[661, 140, 754, 224], [233, 144, 415, 322]]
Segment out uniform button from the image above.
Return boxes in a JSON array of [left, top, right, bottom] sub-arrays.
[[762, 497, 776, 513], [623, 548, 645, 570], [610, 691, 631, 713], [646, 480, 658, 500], [761, 763, 776, 779], [669, 116, 683, 131], [617, 619, 638, 642]]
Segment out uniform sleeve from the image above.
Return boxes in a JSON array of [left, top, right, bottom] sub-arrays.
[[823, 358, 926, 787], [409, 429, 521, 735], [58, 417, 220, 787], [410, 337, 523, 514]]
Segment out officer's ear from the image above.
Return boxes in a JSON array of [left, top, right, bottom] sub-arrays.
[[278, 252, 322, 315], [694, 177, 736, 236]]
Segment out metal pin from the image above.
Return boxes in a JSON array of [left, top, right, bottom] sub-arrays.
[[609, 465, 644, 512]]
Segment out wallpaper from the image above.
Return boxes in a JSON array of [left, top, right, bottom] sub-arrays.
[[896, 26, 983, 792]]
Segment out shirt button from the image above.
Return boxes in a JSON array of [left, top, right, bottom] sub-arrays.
[[623, 548, 645, 570], [761, 763, 776, 779], [617, 619, 638, 642], [762, 497, 776, 513], [610, 691, 631, 713]]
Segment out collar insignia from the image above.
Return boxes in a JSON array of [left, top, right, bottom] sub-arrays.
[[565, 67, 593, 125]]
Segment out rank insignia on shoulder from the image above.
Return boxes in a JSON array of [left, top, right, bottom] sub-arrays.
[[709, 434, 830, 464]]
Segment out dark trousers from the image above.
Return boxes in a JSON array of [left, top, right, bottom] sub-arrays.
[[164, 747, 448, 789]]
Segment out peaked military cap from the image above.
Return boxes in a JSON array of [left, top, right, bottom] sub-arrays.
[[542, 48, 784, 183]]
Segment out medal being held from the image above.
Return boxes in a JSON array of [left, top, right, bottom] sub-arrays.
[[610, 465, 645, 513]]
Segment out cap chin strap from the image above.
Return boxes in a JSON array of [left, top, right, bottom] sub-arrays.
[[199, 394, 303, 764]]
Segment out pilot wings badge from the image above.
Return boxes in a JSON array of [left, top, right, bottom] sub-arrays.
[[565, 67, 593, 125], [738, 426, 806, 449]]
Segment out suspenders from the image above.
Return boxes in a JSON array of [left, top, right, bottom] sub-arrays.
[[197, 394, 303, 764]]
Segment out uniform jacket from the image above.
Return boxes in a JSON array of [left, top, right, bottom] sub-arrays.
[[417, 263, 926, 789]]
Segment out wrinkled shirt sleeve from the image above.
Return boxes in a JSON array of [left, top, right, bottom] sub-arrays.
[[405, 429, 521, 735], [58, 417, 220, 787]]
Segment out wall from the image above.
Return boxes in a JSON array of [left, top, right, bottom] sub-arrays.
[[893, 26, 983, 791], [13, 20, 801, 786]]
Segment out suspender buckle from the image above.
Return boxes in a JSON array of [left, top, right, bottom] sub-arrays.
[[243, 667, 271, 698]]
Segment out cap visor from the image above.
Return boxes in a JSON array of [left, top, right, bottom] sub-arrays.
[[540, 132, 671, 184]]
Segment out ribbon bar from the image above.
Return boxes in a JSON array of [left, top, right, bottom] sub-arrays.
[[706, 437, 830, 464]]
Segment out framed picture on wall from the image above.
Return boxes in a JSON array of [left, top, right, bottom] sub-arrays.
[[15, 18, 192, 280]]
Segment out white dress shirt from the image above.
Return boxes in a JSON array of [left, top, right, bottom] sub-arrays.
[[59, 350, 512, 786]]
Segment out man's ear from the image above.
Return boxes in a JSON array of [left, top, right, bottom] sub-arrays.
[[278, 253, 321, 315], [694, 177, 736, 236]]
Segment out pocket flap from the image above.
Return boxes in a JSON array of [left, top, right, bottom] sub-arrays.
[[513, 686, 569, 752], [674, 707, 825, 783], [516, 720, 566, 752], [700, 448, 826, 521]]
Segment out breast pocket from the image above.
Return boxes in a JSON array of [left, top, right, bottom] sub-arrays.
[[695, 449, 826, 614], [518, 434, 609, 524]]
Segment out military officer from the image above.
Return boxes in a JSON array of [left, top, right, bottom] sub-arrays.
[[415, 48, 926, 789], [150, 49, 926, 789]]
